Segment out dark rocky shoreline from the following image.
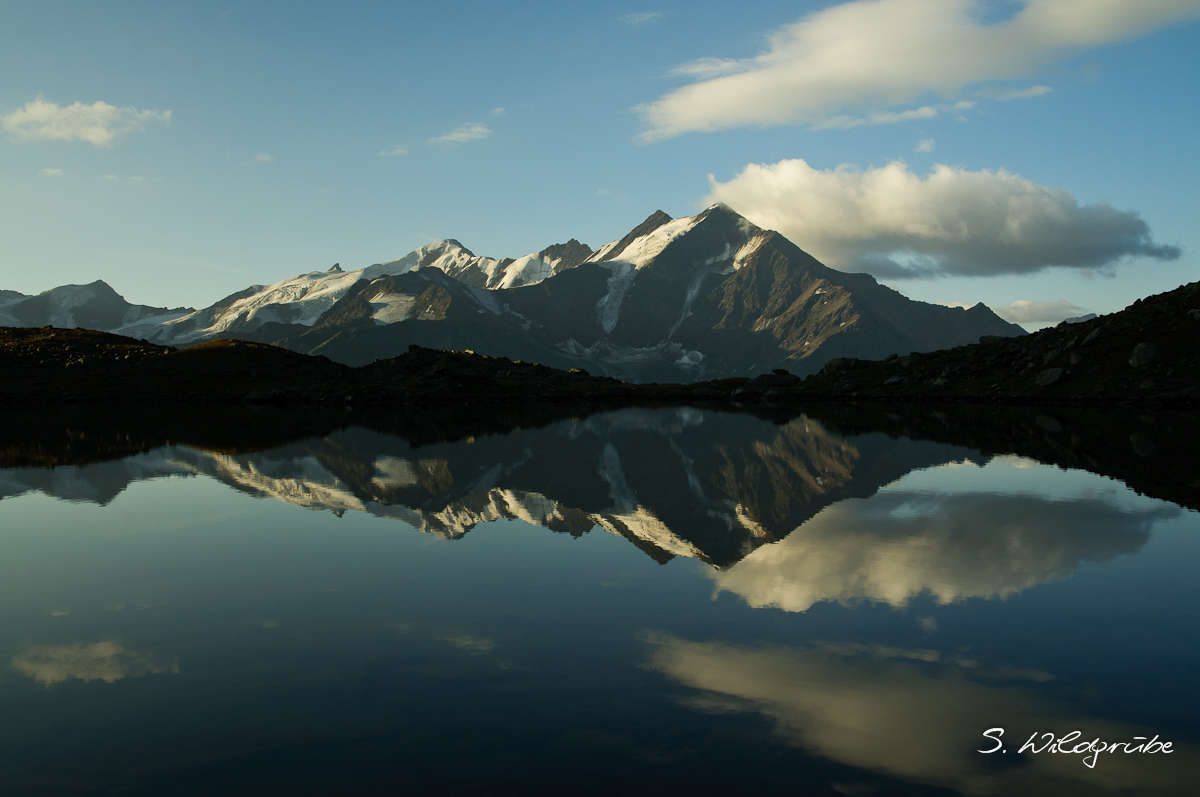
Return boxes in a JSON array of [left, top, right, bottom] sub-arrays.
[[2, 280, 1197, 409]]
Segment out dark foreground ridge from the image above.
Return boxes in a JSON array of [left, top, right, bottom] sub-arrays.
[[1, 279, 1197, 408], [2, 402, 1197, 516]]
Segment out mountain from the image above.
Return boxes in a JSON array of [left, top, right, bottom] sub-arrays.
[[263, 204, 1024, 380], [0, 204, 1024, 381], [0, 280, 191, 334]]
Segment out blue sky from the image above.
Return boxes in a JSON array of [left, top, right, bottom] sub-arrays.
[[2, 0, 1198, 328]]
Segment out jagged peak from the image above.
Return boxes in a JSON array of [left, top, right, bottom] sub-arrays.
[[328, 263, 342, 273]]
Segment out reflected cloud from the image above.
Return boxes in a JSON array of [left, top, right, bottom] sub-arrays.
[[646, 634, 1198, 795], [710, 491, 1174, 611], [12, 640, 178, 685], [435, 634, 496, 653]]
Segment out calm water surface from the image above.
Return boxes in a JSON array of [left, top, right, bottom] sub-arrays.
[[0, 407, 1197, 795]]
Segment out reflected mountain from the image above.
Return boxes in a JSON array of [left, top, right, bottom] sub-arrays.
[[1, 406, 1175, 607], [1, 408, 978, 568]]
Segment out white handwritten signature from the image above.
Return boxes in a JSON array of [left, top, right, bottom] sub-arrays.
[[978, 728, 1174, 769]]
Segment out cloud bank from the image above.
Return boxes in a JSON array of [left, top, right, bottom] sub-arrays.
[[637, 0, 1200, 139], [996, 298, 1091, 324], [428, 123, 492, 146], [2, 98, 171, 146], [705, 159, 1181, 278]]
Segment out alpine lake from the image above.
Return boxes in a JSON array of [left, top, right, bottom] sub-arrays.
[[1, 401, 1197, 796]]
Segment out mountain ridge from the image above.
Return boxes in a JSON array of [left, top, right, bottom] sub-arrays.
[[0, 204, 1024, 381]]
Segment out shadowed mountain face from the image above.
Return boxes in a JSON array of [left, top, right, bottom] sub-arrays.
[[1, 205, 1022, 382], [0, 407, 1163, 594]]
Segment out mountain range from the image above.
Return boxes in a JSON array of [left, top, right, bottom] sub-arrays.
[[0, 204, 1024, 382]]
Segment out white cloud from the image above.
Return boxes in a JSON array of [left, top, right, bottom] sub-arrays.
[[11, 640, 178, 685], [39, 167, 63, 177], [995, 298, 1091, 324], [705, 158, 1181, 278], [378, 145, 408, 156], [981, 83, 1054, 100], [621, 11, 663, 26], [100, 174, 119, 181], [637, 0, 1200, 140], [428, 123, 493, 145], [254, 152, 273, 162], [2, 97, 171, 146], [916, 138, 935, 152], [491, 107, 506, 116]]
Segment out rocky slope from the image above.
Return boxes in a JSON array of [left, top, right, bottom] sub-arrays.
[[786, 279, 1200, 406]]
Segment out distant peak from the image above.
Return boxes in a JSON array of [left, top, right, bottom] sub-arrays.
[[328, 263, 342, 273], [427, 238, 474, 257], [595, 210, 674, 263]]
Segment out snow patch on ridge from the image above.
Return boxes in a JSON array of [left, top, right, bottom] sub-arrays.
[[595, 262, 636, 333], [370, 294, 419, 325]]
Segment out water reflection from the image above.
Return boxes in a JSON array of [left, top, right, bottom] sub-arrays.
[[646, 635, 1197, 796], [1, 408, 984, 568], [12, 640, 178, 686], [710, 489, 1174, 611], [0, 404, 1197, 794]]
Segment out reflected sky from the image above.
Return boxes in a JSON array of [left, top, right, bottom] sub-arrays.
[[0, 408, 1196, 795]]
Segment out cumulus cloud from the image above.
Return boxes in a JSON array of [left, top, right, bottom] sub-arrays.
[[636, 0, 1200, 140], [916, 138, 935, 152], [621, 11, 663, 26], [2, 98, 171, 146], [996, 298, 1091, 324], [39, 167, 63, 177], [705, 158, 1181, 278], [428, 123, 493, 146], [11, 640, 178, 685]]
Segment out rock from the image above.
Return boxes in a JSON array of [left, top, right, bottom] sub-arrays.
[[1083, 326, 1111, 345], [885, 375, 906, 386], [1035, 368, 1063, 387], [1129, 342, 1160, 368], [1035, 414, 1063, 433], [821, 358, 861, 374], [745, 372, 801, 389], [1130, 433, 1158, 458]]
